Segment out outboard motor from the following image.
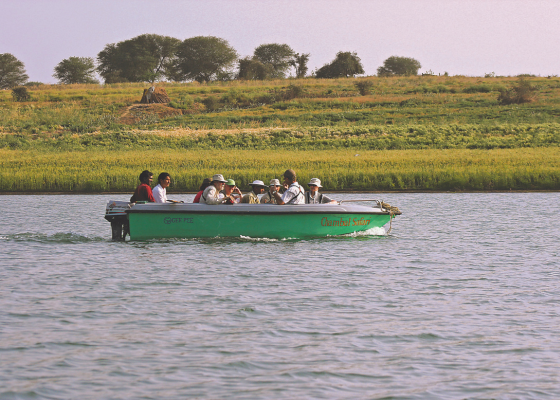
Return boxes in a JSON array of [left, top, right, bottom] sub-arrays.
[[104, 200, 130, 241]]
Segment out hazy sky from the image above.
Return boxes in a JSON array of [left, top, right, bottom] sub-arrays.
[[2, 0, 559, 83]]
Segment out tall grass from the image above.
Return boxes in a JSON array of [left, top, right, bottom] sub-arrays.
[[1, 148, 558, 192], [2, 124, 559, 150]]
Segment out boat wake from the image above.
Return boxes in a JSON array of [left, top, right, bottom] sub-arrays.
[[341, 226, 387, 237], [0, 232, 107, 243], [238, 227, 387, 242], [238, 235, 293, 242]]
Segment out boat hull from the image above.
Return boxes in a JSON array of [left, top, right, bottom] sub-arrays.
[[125, 203, 393, 240]]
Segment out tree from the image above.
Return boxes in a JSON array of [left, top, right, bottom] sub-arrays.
[[377, 56, 421, 77], [315, 51, 364, 79], [289, 53, 310, 78], [97, 34, 181, 83], [0, 53, 28, 89], [253, 43, 295, 79], [237, 57, 273, 80], [172, 36, 238, 83], [53, 57, 98, 84]]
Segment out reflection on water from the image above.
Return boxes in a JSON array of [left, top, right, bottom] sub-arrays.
[[1, 193, 559, 399]]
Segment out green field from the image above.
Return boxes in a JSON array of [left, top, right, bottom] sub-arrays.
[[1, 76, 559, 192]]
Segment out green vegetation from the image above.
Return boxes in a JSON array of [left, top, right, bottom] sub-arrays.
[[53, 57, 98, 84], [0, 75, 559, 192], [1, 148, 558, 193], [0, 53, 28, 89], [377, 56, 422, 77]]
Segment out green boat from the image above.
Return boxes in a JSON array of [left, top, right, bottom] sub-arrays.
[[104, 200, 401, 240]]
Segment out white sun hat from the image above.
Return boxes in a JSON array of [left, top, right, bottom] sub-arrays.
[[307, 178, 322, 188], [212, 174, 227, 183], [249, 180, 266, 187]]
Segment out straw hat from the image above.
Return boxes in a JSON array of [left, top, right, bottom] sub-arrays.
[[212, 174, 227, 183], [269, 179, 281, 187], [308, 178, 322, 188]]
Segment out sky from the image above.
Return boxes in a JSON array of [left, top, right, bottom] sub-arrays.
[[1, 0, 559, 84]]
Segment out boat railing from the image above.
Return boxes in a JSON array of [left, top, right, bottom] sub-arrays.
[[339, 199, 383, 208], [339, 199, 402, 215]]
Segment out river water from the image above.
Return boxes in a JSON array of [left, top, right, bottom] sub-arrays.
[[1, 193, 559, 399]]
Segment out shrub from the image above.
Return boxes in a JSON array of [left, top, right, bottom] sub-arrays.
[[12, 86, 30, 102], [498, 78, 536, 105], [282, 84, 305, 100], [463, 84, 493, 93], [202, 96, 220, 111], [355, 80, 374, 95]]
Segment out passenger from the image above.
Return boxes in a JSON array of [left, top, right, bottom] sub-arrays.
[[260, 179, 282, 204], [130, 170, 155, 203], [220, 179, 243, 204], [306, 178, 337, 204], [271, 169, 305, 205], [202, 174, 234, 205], [152, 172, 171, 203], [241, 180, 267, 203], [193, 178, 212, 203]]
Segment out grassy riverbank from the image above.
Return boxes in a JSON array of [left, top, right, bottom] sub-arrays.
[[1, 76, 559, 192], [1, 148, 559, 192]]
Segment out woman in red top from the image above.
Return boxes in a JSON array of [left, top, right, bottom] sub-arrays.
[[130, 170, 156, 203], [193, 178, 212, 203]]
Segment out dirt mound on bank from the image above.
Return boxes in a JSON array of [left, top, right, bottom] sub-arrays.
[[118, 104, 182, 124], [140, 87, 170, 104]]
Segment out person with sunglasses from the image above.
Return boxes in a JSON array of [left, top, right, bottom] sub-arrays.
[[261, 179, 283, 204], [305, 178, 337, 204]]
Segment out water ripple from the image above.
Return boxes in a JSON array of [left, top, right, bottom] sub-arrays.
[[0, 193, 559, 399]]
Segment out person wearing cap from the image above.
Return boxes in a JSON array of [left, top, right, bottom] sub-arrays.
[[306, 178, 337, 204], [220, 179, 243, 204], [272, 169, 305, 205], [241, 180, 267, 204], [201, 174, 235, 205], [260, 179, 283, 204]]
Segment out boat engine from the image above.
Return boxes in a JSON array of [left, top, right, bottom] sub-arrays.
[[104, 201, 130, 241]]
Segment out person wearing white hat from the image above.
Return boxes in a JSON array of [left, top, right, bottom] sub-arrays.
[[305, 178, 337, 204], [261, 179, 283, 204], [241, 180, 267, 204], [201, 174, 234, 205]]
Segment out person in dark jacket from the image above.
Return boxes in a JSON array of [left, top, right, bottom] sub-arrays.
[[130, 170, 155, 203]]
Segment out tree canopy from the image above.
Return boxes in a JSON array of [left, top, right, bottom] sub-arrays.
[[237, 57, 273, 80], [0, 53, 28, 89], [290, 53, 310, 79], [171, 36, 238, 83], [315, 52, 364, 79], [53, 57, 99, 84], [377, 56, 421, 77], [97, 34, 181, 83], [253, 43, 295, 79]]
